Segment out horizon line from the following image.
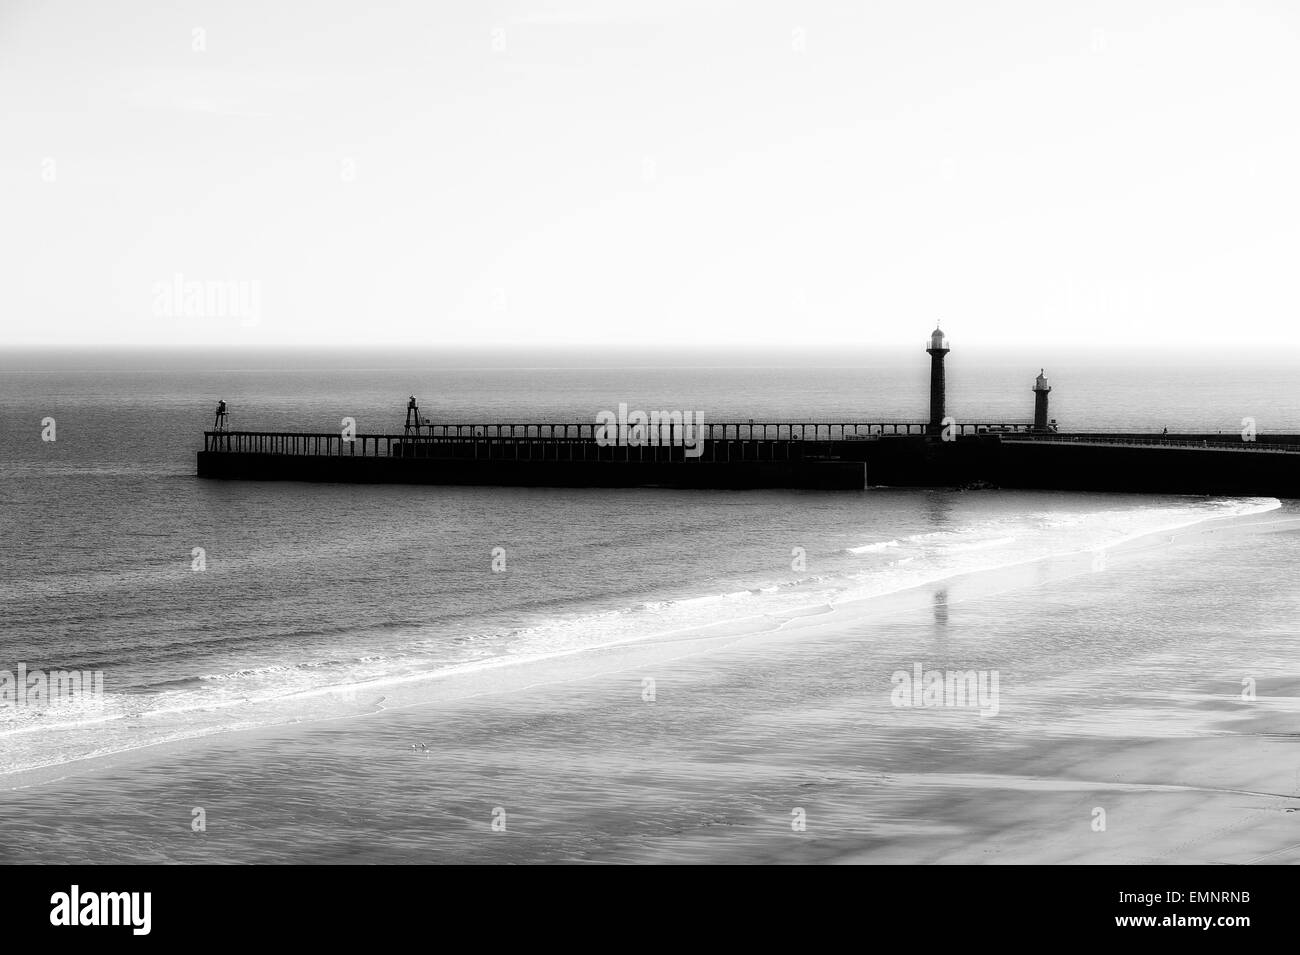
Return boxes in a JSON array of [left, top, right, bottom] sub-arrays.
[[4, 342, 1298, 352]]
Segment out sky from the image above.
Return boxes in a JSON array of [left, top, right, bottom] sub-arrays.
[[2, 0, 1298, 348]]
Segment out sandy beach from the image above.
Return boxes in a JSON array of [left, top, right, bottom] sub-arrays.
[[3, 502, 1296, 864]]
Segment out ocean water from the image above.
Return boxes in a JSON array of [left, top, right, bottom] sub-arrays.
[[0, 348, 1296, 783]]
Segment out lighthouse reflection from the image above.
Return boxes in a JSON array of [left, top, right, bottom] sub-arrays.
[[933, 588, 950, 628], [925, 489, 954, 528]]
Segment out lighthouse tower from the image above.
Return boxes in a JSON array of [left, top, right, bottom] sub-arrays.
[[1032, 369, 1052, 432], [926, 325, 950, 435]]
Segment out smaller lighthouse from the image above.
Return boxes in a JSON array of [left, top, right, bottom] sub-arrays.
[[1032, 369, 1052, 432], [926, 325, 950, 435]]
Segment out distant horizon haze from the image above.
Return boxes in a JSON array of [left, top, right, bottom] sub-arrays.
[[3, 342, 1299, 373]]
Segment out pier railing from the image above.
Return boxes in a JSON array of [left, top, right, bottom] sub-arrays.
[[201, 430, 846, 464], [204, 431, 404, 456], [202, 420, 1040, 455], [1003, 435, 1300, 453]]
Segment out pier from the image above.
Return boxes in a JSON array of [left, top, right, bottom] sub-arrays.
[[201, 418, 1039, 456], [197, 328, 1300, 496], [197, 415, 1049, 490], [198, 424, 1300, 495]]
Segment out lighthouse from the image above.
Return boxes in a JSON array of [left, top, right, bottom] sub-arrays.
[[926, 325, 949, 435], [1032, 369, 1052, 432]]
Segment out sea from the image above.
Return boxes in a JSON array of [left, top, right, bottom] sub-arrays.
[[2, 345, 1298, 800]]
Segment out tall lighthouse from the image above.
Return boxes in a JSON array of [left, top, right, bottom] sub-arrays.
[[1032, 369, 1052, 431], [926, 325, 949, 435]]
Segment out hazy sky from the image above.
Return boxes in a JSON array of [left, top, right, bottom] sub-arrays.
[[3, 0, 1298, 347]]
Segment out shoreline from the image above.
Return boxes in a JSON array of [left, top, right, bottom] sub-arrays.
[[3, 500, 1290, 796]]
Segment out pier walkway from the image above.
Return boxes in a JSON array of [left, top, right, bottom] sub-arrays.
[[201, 420, 1038, 458]]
